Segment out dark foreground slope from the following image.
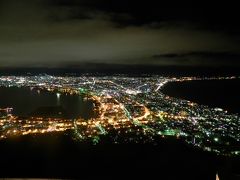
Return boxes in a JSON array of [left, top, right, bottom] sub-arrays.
[[0, 132, 239, 180]]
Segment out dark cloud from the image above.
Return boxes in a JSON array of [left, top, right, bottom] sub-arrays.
[[152, 52, 240, 66], [153, 52, 240, 59], [43, 0, 240, 34], [0, 0, 239, 68]]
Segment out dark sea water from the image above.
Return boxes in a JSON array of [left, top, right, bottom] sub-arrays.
[[0, 87, 93, 119], [161, 79, 240, 114]]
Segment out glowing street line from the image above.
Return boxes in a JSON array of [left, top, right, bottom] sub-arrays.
[[95, 123, 107, 135]]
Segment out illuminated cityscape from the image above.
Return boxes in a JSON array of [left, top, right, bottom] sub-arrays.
[[0, 75, 239, 157], [0, 0, 240, 178]]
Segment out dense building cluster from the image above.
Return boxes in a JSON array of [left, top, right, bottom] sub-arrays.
[[0, 75, 239, 156]]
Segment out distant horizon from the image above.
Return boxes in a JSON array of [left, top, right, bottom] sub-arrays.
[[0, 64, 239, 77]]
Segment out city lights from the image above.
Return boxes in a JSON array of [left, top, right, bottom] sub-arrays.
[[0, 75, 239, 156]]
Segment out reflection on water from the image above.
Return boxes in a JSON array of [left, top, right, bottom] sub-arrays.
[[56, 92, 61, 106], [0, 87, 94, 119]]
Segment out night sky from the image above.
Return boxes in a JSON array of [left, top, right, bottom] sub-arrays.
[[0, 0, 240, 68]]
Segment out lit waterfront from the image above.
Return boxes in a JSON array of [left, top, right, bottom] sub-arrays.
[[0, 75, 239, 156]]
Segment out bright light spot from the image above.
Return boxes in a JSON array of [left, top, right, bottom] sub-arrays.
[[56, 93, 61, 98], [125, 89, 141, 95]]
